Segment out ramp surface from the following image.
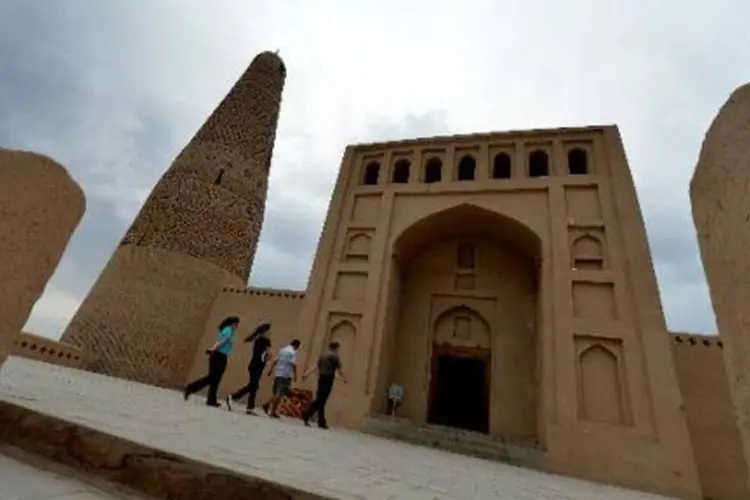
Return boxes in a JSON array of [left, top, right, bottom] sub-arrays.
[[0, 357, 676, 500]]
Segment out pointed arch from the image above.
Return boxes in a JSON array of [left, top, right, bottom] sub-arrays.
[[393, 203, 542, 268]]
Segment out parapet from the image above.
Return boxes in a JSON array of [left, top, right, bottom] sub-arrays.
[[670, 332, 723, 348], [11, 332, 85, 368], [220, 286, 306, 300]]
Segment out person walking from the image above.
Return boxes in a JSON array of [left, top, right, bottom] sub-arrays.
[[261, 339, 302, 418], [183, 316, 240, 407], [301, 341, 347, 429], [226, 322, 272, 414]]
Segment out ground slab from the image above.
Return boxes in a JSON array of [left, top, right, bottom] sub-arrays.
[[0, 445, 148, 500], [0, 357, 677, 500]]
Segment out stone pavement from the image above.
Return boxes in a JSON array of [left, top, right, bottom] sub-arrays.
[[0, 446, 145, 500], [0, 357, 676, 500]]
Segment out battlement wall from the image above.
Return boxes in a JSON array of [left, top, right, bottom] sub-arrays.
[[11, 332, 85, 369], [220, 286, 306, 300], [669, 331, 748, 500], [671, 332, 722, 347]]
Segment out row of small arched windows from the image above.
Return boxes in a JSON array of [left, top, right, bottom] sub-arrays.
[[362, 148, 589, 186]]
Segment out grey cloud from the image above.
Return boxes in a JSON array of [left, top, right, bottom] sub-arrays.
[[251, 111, 454, 291], [0, 1, 195, 337], [5, 0, 745, 340], [361, 111, 451, 143]]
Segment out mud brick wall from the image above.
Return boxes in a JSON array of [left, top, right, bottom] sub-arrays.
[[0, 149, 85, 368], [670, 333, 749, 500], [61, 52, 287, 388], [690, 82, 750, 494]]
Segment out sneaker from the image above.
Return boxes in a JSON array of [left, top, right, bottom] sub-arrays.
[[270, 413, 280, 419], [246, 409, 257, 416], [262, 403, 270, 415], [318, 423, 329, 430], [206, 401, 221, 408], [225, 396, 232, 411]]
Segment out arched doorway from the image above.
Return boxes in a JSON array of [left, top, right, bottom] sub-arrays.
[[429, 306, 492, 433], [382, 204, 542, 443]]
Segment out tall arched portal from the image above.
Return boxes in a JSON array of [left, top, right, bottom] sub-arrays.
[[384, 204, 541, 444], [297, 128, 702, 498]]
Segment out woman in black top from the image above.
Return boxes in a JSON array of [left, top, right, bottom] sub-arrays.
[[226, 322, 272, 414]]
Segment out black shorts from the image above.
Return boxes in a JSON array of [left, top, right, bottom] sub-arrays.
[[272, 376, 292, 397]]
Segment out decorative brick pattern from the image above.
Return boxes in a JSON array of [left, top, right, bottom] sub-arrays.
[[61, 52, 286, 388], [121, 51, 286, 277]]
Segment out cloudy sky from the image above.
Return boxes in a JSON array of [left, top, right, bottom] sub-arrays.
[[2, 0, 747, 339]]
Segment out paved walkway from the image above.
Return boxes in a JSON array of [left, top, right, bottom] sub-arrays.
[[0, 447, 144, 500], [0, 357, 675, 500]]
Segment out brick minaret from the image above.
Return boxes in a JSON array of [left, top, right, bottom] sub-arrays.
[[62, 52, 286, 388]]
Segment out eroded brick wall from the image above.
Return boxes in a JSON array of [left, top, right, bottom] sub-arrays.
[[61, 52, 287, 388], [670, 333, 749, 500]]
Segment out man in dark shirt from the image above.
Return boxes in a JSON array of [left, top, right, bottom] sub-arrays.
[[301, 341, 347, 429], [226, 322, 272, 414]]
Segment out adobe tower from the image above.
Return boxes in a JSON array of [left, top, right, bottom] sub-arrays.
[[62, 51, 286, 388], [0, 149, 85, 369], [690, 82, 750, 491]]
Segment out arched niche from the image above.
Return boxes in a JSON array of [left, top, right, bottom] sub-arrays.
[[528, 150, 549, 177], [362, 161, 380, 185], [571, 233, 604, 270], [578, 342, 627, 426], [392, 159, 411, 184], [456, 242, 476, 270], [457, 155, 477, 181], [567, 147, 588, 175], [492, 152, 512, 179], [346, 232, 373, 260], [329, 320, 357, 368], [433, 305, 491, 349], [424, 157, 443, 184]]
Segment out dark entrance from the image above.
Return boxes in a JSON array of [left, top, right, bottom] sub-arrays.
[[428, 345, 489, 433]]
